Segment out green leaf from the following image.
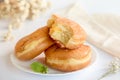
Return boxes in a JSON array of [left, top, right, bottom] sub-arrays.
[[30, 62, 48, 74]]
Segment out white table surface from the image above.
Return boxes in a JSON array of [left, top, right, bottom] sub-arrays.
[[0, 0, 120, 80]]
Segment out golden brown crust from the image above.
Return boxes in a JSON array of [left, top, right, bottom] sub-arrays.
[[45, 45, 92, 72], [15, 26, 54, 61], [45, 58, 91, 72], [47, 15, 86, 49]]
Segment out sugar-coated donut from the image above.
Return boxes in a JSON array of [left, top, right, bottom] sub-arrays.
[[45, 44, 92, 72], [47, 15, 86, 49], [15, 26, 54, 61]]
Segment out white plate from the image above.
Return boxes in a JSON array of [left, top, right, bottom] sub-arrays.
[[10, 47, 97, 76]]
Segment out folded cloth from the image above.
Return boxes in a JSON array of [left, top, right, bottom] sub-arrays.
[[55, 3, 120, 58], [92, 14, 120, 35]]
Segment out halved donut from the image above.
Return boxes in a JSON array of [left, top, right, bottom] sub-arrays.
[[47, 15, 86, 49]]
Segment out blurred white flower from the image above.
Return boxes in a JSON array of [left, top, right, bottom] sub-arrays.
[[0, 0, 51, 41], [99, 57, 120, 80]]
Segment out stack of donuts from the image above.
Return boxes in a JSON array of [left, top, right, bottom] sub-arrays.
[[15, 15, 92, 72]]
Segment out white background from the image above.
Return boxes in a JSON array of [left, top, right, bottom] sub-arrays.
[[0, 0, 120, 80]]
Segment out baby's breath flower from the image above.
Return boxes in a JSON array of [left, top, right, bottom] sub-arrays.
[[4, 28, 14, 41], [0, 0, 51, 41], [98, 57, 120, 80]]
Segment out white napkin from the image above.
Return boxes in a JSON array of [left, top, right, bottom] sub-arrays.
[[55, 3, 120, 58]]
